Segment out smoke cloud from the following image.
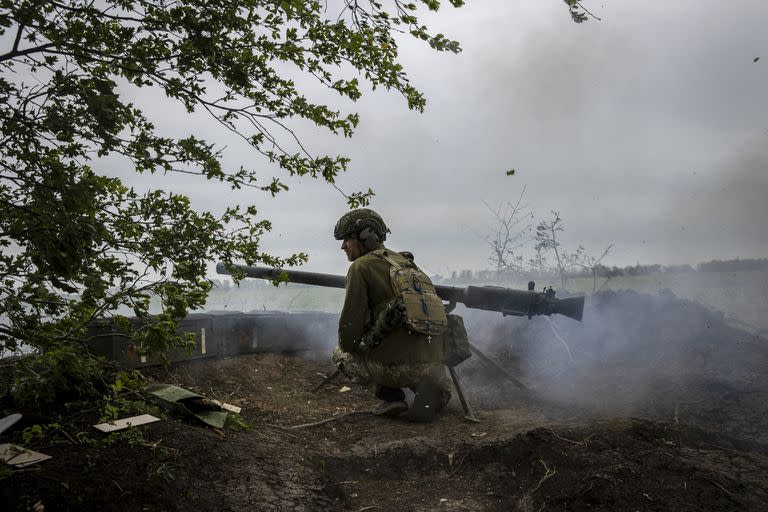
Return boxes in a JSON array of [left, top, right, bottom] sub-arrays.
[[457, 287, 767, 430]]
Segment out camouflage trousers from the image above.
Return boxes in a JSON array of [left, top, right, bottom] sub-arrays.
[[332, 347, 452, 406]]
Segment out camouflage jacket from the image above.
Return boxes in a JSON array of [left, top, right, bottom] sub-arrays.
[[338, 246, 443, 365]]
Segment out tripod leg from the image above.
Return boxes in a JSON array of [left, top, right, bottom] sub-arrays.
[[448, 366, 481, 423], [469, 343, 529, 391]]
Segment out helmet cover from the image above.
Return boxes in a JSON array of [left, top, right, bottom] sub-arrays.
[[333, 208, 390, 241]]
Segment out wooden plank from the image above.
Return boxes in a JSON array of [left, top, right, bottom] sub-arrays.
[[0, 444, 52, 467], [93, 414, 160, 433]]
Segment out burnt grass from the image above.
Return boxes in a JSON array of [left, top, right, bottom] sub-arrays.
[[3, 290, 768, 511]]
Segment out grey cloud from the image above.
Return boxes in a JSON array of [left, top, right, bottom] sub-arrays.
[[99, 0, 768, 273]]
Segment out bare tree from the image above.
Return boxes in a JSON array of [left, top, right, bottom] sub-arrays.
[[479, 200, 614, 291], [529, 245, 548, 278], [534, 211, 571, 288], [577, 244, 615, 292], [534, 211, 599, 290], [480, 187, 533, 275]]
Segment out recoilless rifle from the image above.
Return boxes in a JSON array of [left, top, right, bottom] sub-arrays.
[[216, 262, 585, 421], [216, 263, 585, 322]]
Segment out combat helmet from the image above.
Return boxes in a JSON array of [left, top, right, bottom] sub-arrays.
[[334, 208, 390, 250]]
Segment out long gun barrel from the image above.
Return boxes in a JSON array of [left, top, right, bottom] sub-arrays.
[[216, 263, 584, 322]]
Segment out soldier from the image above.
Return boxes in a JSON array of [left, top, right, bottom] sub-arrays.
[[331, 208, 451, 421]]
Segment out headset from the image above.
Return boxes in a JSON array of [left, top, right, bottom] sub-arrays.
[[355, 219, 383, 251]]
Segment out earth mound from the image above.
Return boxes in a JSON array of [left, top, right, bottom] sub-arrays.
[[3, 290, 768, 511]]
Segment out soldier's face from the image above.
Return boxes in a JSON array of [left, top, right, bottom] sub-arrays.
[[341, 238, 363, 261]]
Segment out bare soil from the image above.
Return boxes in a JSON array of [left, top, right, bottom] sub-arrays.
[[3, 290, 768, 511]]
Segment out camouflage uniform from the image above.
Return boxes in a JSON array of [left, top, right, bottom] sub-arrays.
[[332, 346, 451, 407], [336, 245, 451, 405]]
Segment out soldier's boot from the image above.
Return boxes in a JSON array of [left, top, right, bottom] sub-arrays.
[[372, 400, 409, 417], [375, 385, 405, 402], [372, 385, 408, 417], [403, 378, 442, 423]]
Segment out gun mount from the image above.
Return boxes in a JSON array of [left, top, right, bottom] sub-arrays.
[[216, 263, 585, 322]]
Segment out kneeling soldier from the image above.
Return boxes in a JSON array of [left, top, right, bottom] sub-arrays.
[[332, 208, 451, 422]]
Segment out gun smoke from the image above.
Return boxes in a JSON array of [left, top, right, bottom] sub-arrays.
[[203, 276, 766, 435], [457, 288, 768, 435]]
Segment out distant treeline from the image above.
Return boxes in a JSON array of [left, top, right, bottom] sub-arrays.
[[696, 258, 768, 272], [575, 258, 768, 277], [436, 258, 768, 285], [209, 258, 768, 289]]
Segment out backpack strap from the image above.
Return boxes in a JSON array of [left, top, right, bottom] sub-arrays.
[[370, 248, 407, 270]]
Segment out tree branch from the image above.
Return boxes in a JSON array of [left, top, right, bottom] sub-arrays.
[[0, 43, 56, 63], [11, 24, 25, 54], [47, 1, 147, 23], [576, 1, 601, 21]]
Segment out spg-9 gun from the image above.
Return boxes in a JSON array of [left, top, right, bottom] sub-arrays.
[[216, 263, 584, 322]]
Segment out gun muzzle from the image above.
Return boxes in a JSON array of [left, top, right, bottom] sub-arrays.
[[552, 295, 585, 322]]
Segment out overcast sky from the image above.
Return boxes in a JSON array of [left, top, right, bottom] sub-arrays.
[[113, 0, 768, 277]]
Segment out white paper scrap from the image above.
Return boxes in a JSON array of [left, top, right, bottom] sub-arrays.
[[211, 400, 241, 414], [339, 386, 352, 393], [0, 443, 52, 467], [93, 414, 160, 433]]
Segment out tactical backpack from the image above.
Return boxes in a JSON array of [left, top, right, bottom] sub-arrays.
[[370, 249, 448, 339]]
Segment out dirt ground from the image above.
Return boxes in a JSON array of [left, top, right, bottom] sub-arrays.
[[3, 290, 768, 511]]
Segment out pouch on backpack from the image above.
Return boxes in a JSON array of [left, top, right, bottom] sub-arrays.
[[371, 249, 448, 338], [443, 313, 471, 367]]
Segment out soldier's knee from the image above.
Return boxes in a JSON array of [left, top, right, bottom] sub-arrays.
[[331, 346, 347, 365]]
